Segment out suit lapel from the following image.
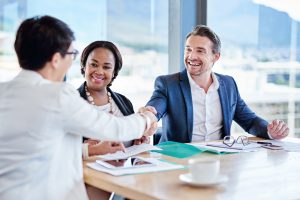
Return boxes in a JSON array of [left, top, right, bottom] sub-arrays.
[[216, 75, 230, 138], [179, 70, 193, 141], [77, 82, 88, 100]]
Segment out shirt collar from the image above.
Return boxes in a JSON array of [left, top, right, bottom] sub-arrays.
[[187, 72, 220, 91], [15, 69, 50, 84]]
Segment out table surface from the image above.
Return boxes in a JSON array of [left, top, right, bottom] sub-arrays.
[[83, 139, 300, 200]]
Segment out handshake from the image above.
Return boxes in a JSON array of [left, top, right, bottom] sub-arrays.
[[137, 106, 158, 137]]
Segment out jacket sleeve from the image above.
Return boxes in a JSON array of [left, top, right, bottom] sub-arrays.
[[232, 78, 270, 139], [146, 76, 168, 120], [59, 84, 146, 141]]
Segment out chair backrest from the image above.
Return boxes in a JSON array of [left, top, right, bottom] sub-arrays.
[[153, 127, 162, 145]]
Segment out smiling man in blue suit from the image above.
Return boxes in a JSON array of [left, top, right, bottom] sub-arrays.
[[147, 25, 289, 143]]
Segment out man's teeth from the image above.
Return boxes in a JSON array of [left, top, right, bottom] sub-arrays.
[[189, 62, 200, 66]]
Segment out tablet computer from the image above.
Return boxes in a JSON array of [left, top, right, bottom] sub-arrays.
[[96, 157, 155, 169]]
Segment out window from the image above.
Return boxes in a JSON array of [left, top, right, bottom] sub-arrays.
[[0, 0, 168, 109], [208, 0, 300, 137]]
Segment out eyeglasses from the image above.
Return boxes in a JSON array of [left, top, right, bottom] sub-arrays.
[[223, 135, 250, 147], [65, 49, 79, 60]]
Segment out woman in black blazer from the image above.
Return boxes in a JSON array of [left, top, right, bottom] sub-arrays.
[[78, 41, 148, 159]]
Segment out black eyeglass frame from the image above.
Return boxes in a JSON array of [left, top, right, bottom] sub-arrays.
[[65, 49, 79, 60]]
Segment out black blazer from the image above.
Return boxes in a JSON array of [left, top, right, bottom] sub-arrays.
[[77, 82, 135, 141]]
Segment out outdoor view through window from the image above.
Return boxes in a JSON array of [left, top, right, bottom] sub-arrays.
[[0, 0, 168, 110], [208, 0, 300, 137]]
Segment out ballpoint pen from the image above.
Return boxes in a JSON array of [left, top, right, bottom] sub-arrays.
[[255, 141, 283, 150], [256, 141, 273, 145]]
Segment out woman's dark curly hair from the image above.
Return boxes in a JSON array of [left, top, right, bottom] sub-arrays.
[[80, 41, 122, 87]]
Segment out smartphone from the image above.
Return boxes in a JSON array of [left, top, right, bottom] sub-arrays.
[[96, 157, 155, 169], [262, 144, 283, 150]]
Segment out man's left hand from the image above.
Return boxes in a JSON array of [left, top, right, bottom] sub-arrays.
[[267, 119, 289, 140]]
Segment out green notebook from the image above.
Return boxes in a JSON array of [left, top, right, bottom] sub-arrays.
[[152, 141, 224, 158]]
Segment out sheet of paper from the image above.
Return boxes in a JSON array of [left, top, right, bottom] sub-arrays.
[[191, 142, 261, 153], [206, 141, 261, 150], [192, 138, 300, 153], [97, 143, 162, 160], [87, 158, 184, 176]]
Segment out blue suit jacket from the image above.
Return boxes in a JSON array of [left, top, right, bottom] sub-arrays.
[[147, 69, 270, 143]]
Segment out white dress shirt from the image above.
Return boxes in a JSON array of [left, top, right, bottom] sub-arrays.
[[187, 72, 223, 142], [0, 70, 146, 200]]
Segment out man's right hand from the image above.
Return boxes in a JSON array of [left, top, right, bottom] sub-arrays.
[[138, 106, 158, 137], [138, 106, 157, 116], [143, 121, 158, 137]]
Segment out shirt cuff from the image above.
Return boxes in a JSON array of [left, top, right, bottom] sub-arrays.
[[82, 143, 89, 160], [267, 131, 274, 139], [138, 112, 152, 132]]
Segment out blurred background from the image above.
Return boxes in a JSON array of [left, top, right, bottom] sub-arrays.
[[0, 0, 299, 137]]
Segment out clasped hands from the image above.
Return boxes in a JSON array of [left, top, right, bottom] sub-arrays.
[[267, 119, 289, 140], [138, 106, 158, 137], [85, 106, 157, 156]]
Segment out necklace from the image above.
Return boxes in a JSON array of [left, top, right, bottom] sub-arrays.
[[85, 85, 113, 114]]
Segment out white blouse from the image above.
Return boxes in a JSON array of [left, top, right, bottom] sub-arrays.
[[0, 70, 146, 200]]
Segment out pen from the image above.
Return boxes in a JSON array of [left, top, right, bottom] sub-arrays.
[[256, 141, 272, 145]]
